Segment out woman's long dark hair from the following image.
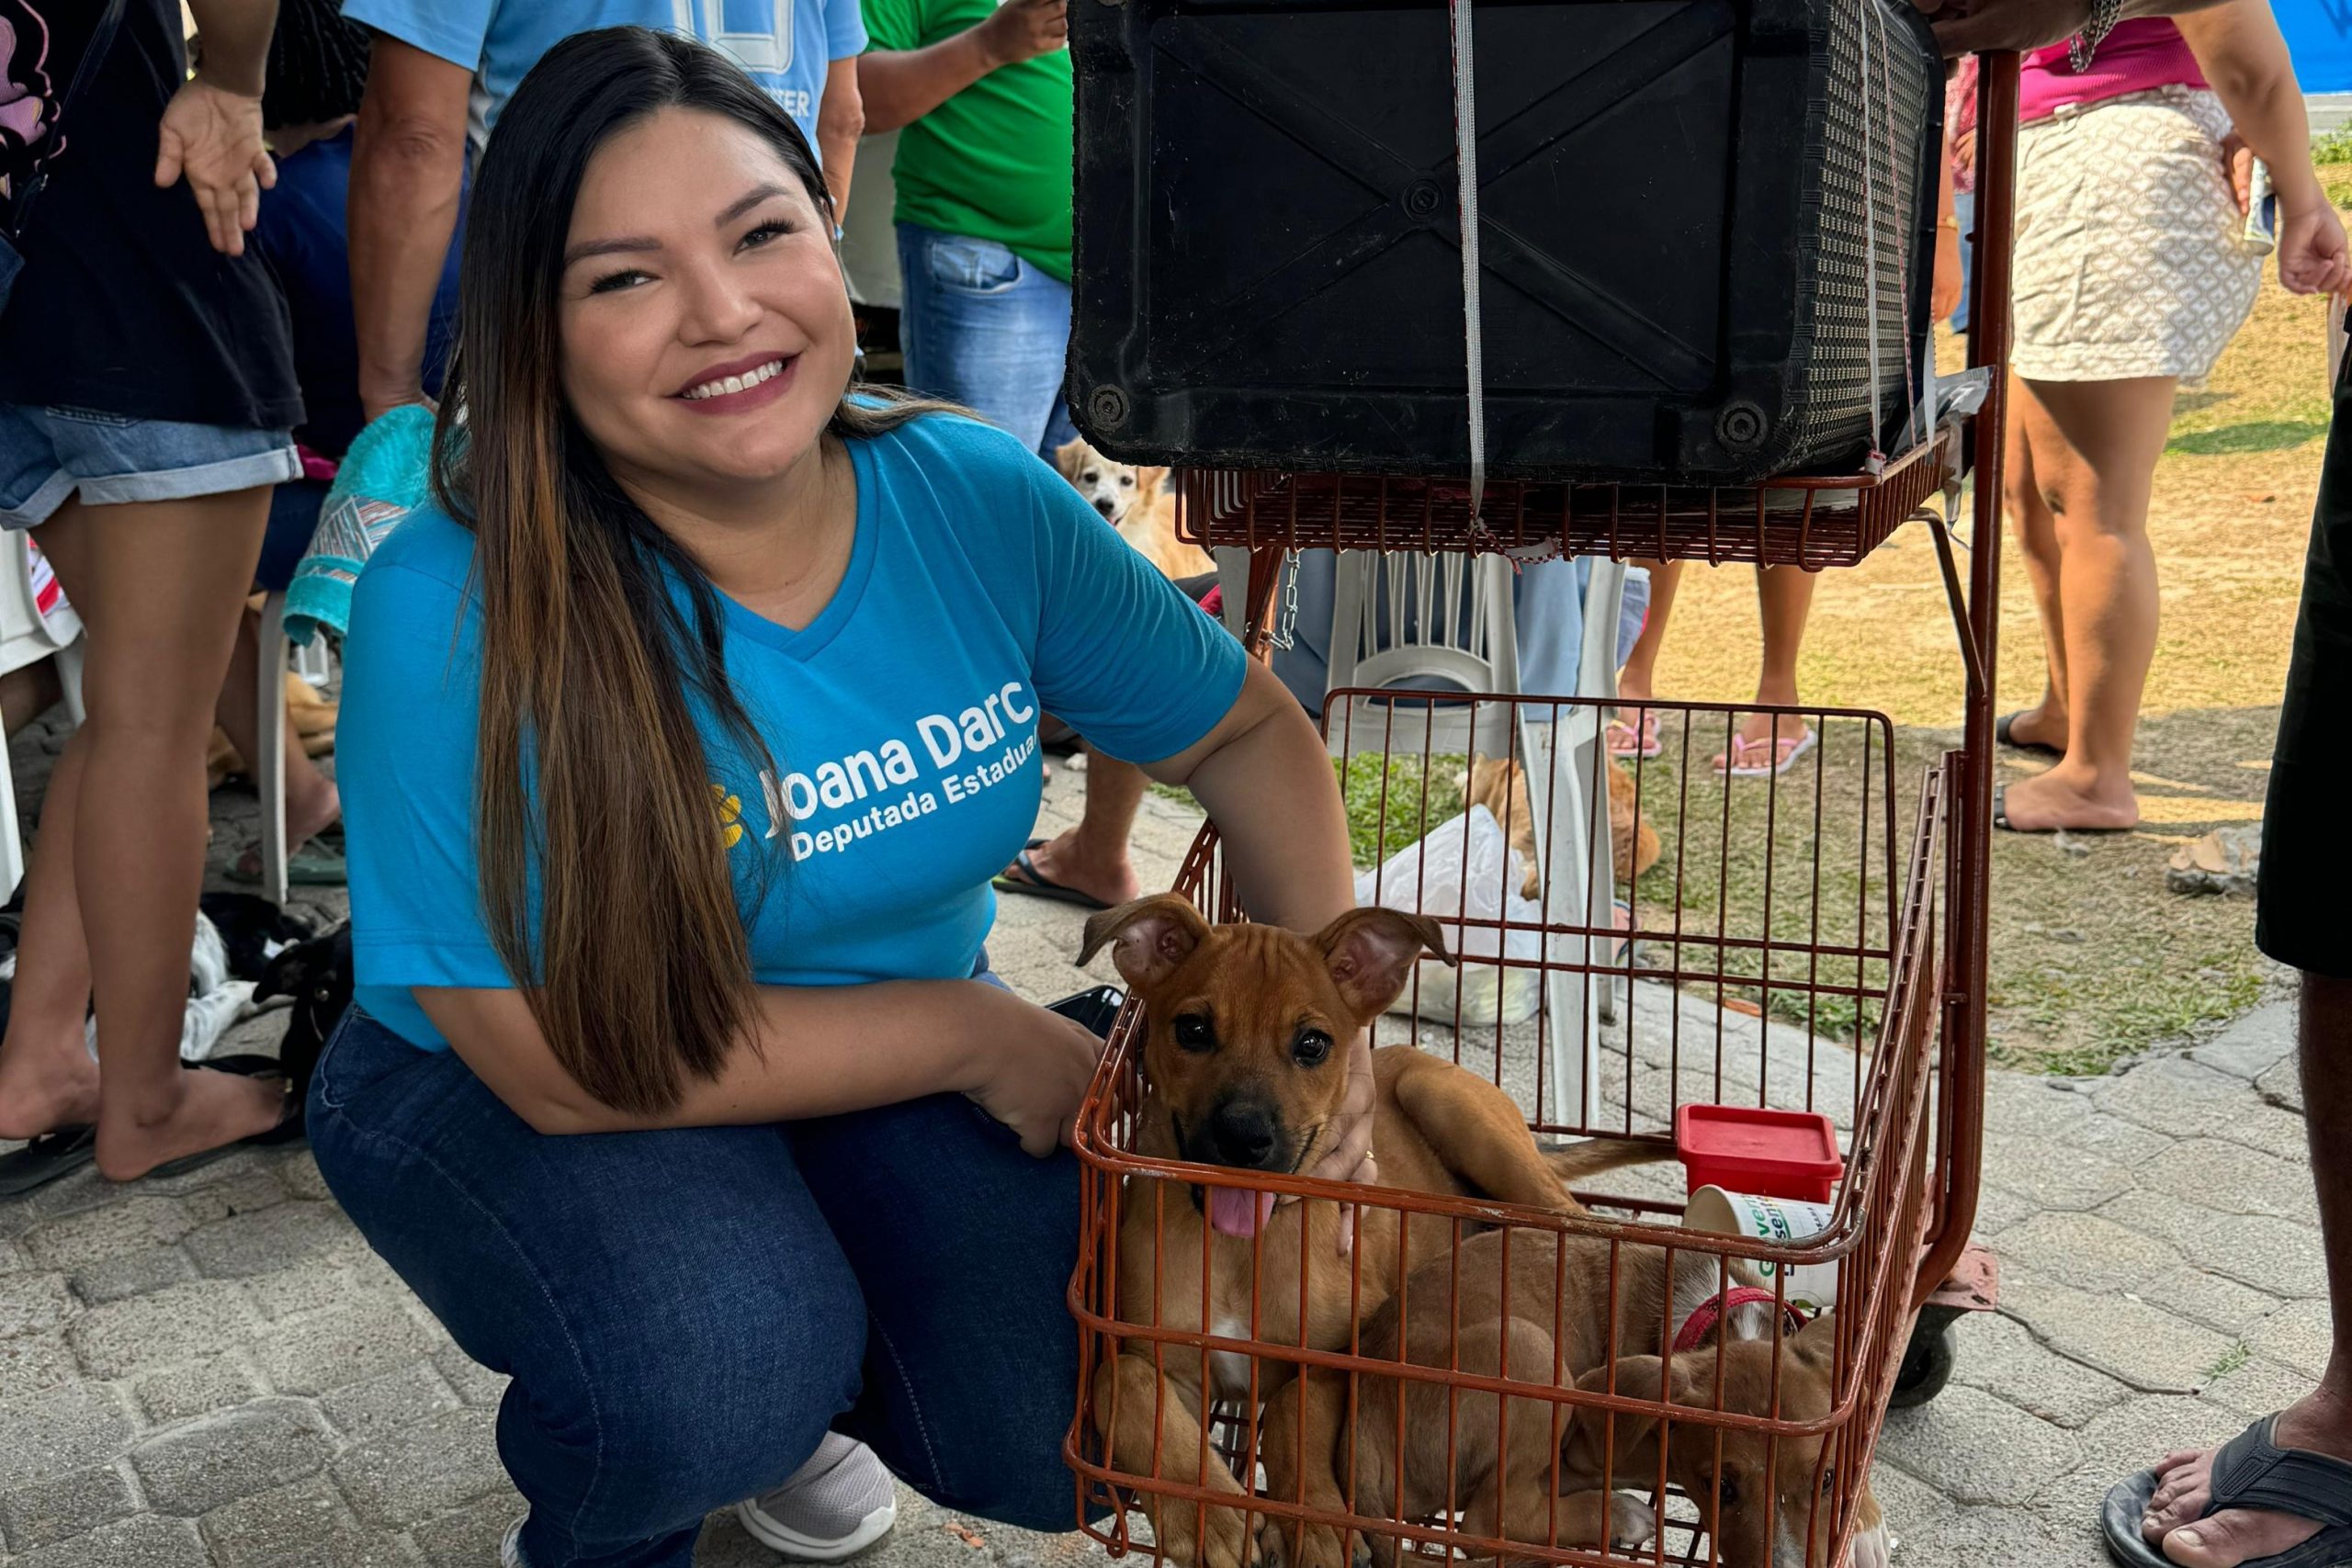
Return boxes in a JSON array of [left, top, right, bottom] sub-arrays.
[[435, 26, 955, 1112]]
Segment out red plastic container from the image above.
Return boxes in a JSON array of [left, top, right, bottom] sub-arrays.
[[1675, 1103, 1845, 1203]]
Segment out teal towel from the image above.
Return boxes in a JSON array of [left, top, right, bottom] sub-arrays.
[[285, 405, 435, 647]]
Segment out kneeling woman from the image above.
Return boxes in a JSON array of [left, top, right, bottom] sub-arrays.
[[316, 28, 1371, 1568]]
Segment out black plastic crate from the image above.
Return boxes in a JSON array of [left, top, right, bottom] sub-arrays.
[[1068, 0, 1944, 485]]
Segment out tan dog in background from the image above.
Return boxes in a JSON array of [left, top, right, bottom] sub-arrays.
[[1056, 437, 1216, 581], [1080, 896, 1657, 1568], [1463, 754, 1661, 898]]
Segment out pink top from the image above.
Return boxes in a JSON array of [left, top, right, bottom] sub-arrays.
[[1946, 55, 1980, 193], [2018, 18, 2208, 125]]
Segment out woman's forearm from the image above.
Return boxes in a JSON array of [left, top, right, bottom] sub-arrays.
[[417, 978, 1003, 1134], [1173, 662, 1358, 935], [2178, 2, 2324, 210]]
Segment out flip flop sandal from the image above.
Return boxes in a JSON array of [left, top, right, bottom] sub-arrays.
[[992, 838, 1112, 911], [1606, 712, 1662, 760], [1996, 711, 2064, 759], [0, 1123, 97, 1197], [228, 825, 347, 888], [1713, 728, 1816, 778], [141, 1057, 306, 1182], [2102, 1413, 2352, 1568]]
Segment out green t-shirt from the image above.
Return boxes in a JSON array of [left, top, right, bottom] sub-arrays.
[[860, 0, 1073, 282]]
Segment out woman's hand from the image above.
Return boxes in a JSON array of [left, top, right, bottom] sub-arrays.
[[1932, 222, 1964, 324], [2276, 196, 2352, 299], [1294, 1027, 1378, 1253], [962, 986, 1107, 1156], [156, 73, 275, 256]]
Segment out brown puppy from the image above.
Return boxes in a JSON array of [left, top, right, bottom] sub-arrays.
[[1080, 896, 1652, 1568], [1055, 437, 1216, 581], [1317, 1224, 1886, 1568], [1461, 755, 1660, 899]]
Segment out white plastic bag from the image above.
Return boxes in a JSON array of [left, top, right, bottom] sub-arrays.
[[1352, 805, 1542, 1026]]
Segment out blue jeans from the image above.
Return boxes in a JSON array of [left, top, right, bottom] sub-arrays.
[[1952, 190, 1973, 336], [307, 997, 1082, 1568], [0, 403, 299, 528], [896, 223, 1078, 457]]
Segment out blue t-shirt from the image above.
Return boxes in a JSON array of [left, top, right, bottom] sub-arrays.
[[339, 413, 1245, 1051], [343, 0, 868, 153]]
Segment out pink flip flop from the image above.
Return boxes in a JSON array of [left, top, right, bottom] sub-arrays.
[[1713, 728, 1816, 778], [1607, 711, 1662, 760]]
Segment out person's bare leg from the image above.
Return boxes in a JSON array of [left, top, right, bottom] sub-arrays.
[[1737, 565, 1818, 750], [2138, 969, 2352, 1567], [51, 491, 281, 1178], [1613, 558, 1681, 705], [1996, 376, 2176, 831], [0, 504, 99, 1140], [1007, 748, 1148, 908], [2002, 374, 2070, 750], [215, 607, 340, 874]]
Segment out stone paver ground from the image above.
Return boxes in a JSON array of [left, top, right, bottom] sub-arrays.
[[0, 733, 2326, 1567]]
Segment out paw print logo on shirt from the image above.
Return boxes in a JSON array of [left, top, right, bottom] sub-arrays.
[[712, 784, 746, 849]]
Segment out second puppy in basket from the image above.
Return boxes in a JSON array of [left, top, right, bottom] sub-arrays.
[[1293, 1222, 1889, 1568], [1462, 754, 1660, 899], [1080, 895, 1657, 1568]]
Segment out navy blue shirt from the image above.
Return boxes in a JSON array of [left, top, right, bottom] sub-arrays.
[[250, 127, 463, 458]]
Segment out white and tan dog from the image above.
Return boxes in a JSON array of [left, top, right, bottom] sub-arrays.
[[1055, 437, 1216, 581]]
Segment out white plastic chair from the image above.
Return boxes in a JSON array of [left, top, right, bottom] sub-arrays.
[[254, 591, 293, 906], [1216, 547, 1627, 1125]]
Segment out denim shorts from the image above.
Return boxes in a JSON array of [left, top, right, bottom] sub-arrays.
[[0, 403, 300, 529]]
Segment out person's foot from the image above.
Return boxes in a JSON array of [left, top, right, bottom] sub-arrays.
[[736, 1433, 899, 1562], [1993, 766, 2139, 832], [2001, 699, 2067, 752], [232, 779, 342, 882], [92, 1066, 286, 1182], [2141, 1388, 2352, 1565], [0, 1034, 99, 1142], [1002, 830, 1141, 909]]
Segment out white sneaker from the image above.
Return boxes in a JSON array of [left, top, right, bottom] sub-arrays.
[[736, 1433, 899, 1562]]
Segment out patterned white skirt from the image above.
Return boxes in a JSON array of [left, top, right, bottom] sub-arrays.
[[2011, 86, 2262, 386]]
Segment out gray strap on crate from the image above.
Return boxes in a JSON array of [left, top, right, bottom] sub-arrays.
[[1448, 0, 1487, 525]]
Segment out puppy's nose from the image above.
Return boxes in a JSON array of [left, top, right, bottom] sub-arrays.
[[1093, 496, 1116, 517], [1209, 1099, 1280, 1168]]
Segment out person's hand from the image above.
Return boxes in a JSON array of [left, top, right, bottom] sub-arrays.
[[1932, 220, 1964, 323], [963, 987, 1106, 1157], [2220, 131, 2255, 218], [155, 74, 275, 256], [1290, 1027, 1376, 1254], [1951, 127, 1976, 188], [360, 389, 439, 426], [1910, 0, 2095, 57], [2275, 197, 2352, 299], [976, 0, 1068, 69]]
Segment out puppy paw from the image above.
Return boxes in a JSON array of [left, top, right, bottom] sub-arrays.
[[1607, 1492, 1658, 1551], [1288, 1522, 1354, 1568]]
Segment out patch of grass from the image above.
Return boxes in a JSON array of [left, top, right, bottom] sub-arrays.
[[1338, 752, 1467, 869], [2165, 419, 2327, 457], [2313, 135, 2352, 169], [2204, 1341, 2252, 1382]]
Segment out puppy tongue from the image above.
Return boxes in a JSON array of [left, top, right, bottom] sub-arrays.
[[1207, 1188, 1280, 1237]]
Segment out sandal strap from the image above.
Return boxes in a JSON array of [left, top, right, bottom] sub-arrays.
[[2210, 1416, 2352, 1529]]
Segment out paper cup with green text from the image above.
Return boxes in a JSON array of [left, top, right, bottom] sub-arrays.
[[1683, 1185, 1840, 1316]]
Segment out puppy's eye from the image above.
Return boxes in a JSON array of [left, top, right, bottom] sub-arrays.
[[1292, 1029, 1332, 1066], [1173, 1014, 1215, 1053], [1120, 473, 1136, 487], [1819, 1466, 1835, 1494], [1714, 1474, 1741, 1509], [1080, 470, 1099, 483]]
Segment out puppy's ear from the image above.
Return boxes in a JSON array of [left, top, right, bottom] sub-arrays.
[[1055, 437, 1088, 479], [1789, 1309, 1842, 1371], [1080, 895, 1212, 991], [1315, 908, 1452, 1019], [1560, 1355, 1701, 1493]]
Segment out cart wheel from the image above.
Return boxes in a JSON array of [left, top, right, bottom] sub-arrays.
[[1889, 1320, 1958, 1408]]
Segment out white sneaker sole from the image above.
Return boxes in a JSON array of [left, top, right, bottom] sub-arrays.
[[734, 1495, 898, 1562]]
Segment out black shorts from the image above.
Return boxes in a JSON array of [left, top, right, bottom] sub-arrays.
[[2256, 319, 2352, 979]]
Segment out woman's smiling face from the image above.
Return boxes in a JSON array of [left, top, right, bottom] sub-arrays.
[[556, 107, 856, 495]]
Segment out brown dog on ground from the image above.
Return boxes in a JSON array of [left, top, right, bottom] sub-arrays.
[[1080, 896, 1657, 1568], [1055, 437, 1216, 581], [1462, 754, 1660, 900], [1300, 1224, 1888, 1568]]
